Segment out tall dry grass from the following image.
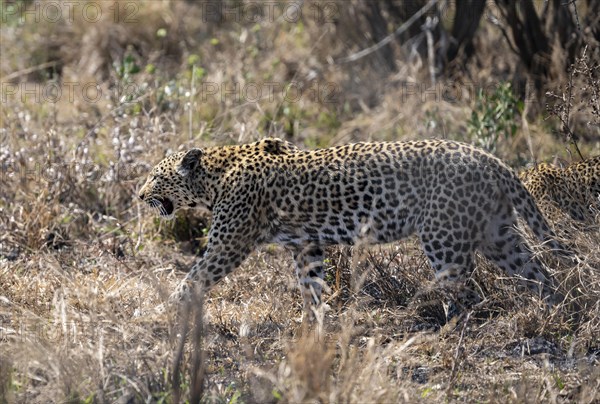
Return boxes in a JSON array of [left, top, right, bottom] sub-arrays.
[[1, 0, 599, 402]]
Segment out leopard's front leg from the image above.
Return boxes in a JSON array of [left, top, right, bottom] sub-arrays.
[[169, 249, 249, 304], [169, 208, 260, 306]]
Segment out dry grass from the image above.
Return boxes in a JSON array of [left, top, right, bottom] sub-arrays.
[[1, 1, 599, 402]]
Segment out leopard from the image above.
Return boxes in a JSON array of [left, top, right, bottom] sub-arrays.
[[139, 138, 568, 316], [519, 156, 600, 225]]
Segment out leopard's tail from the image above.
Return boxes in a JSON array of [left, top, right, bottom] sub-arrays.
[[498, 165, 574, 258]]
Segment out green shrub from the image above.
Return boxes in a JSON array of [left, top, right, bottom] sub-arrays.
[[468, 82, 524, 153]]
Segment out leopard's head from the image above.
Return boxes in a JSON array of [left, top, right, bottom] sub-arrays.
[[138, 148, 206, 220]]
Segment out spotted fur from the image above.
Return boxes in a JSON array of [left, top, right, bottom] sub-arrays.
[[519, 157, 600, 224], [139, 138, 566, 313]]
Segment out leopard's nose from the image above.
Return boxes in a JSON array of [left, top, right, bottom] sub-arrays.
[[138, 191, 146, 200]]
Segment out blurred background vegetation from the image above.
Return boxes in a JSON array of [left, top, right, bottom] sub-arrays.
[[1, 1, 599, 402], [1, 0, 599, 225]]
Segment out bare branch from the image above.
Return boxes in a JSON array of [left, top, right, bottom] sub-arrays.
[[337, 0, 439, 64]]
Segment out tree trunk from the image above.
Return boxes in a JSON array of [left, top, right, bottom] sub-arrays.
[[446, 0, 486, 68], [495, 0, 552, 89]]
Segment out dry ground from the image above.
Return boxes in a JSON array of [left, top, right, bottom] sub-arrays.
[[1, 1, 599, 402]]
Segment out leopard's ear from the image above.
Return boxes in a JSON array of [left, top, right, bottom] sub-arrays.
[[177, 148, 203, 177]]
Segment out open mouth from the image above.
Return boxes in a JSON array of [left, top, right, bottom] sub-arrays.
[[148, 197, 175, 217]]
